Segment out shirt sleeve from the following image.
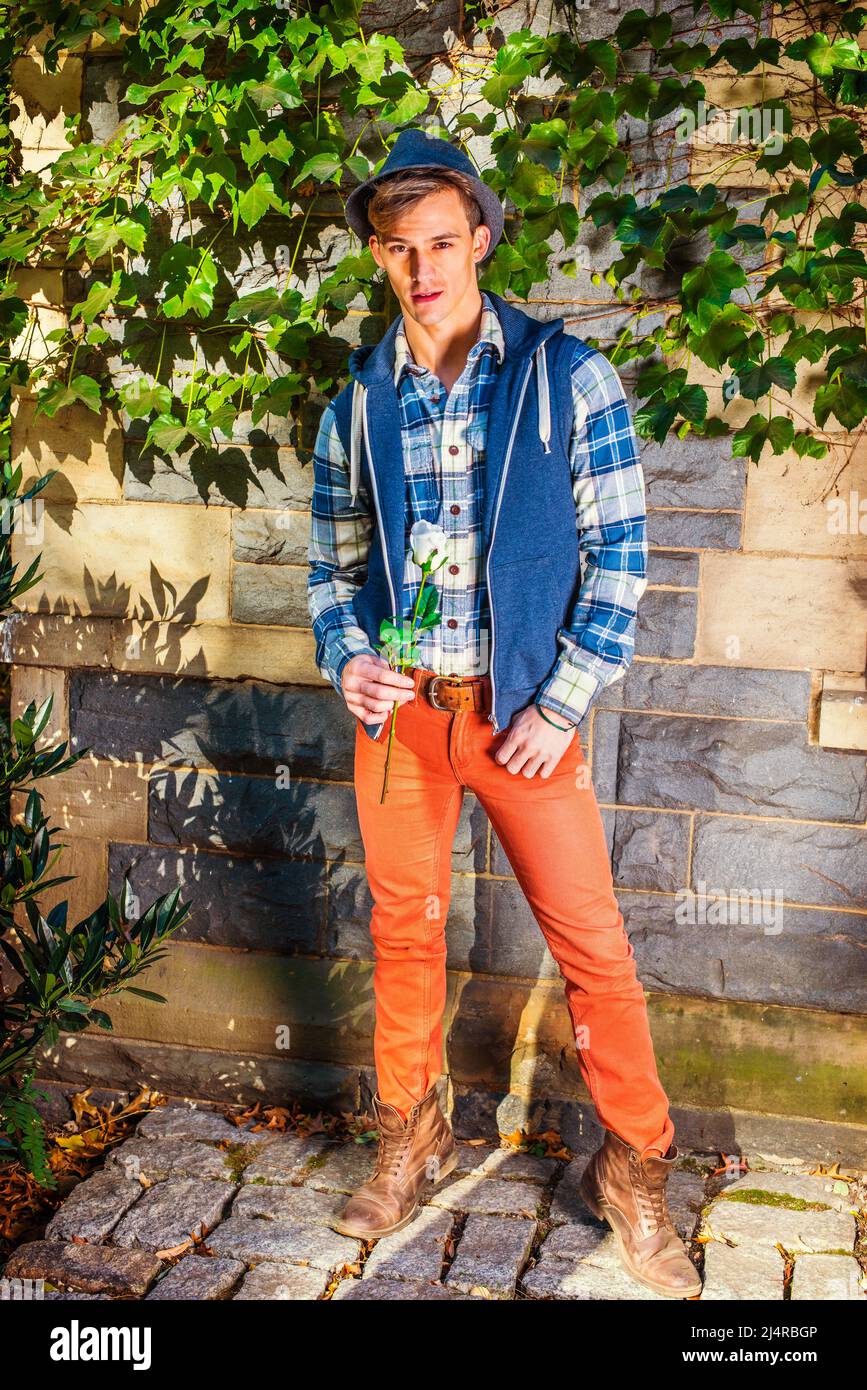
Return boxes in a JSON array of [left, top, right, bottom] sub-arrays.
[[534, 344, 648, 729], [307, 400, 380, 696]]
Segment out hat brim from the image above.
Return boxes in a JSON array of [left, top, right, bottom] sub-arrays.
[[345, 162, 503, 265]]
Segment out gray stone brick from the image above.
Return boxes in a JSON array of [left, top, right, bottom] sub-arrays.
[[647, 550, 700, 587], [242, 1134, 330, 1185], [232, 509, 310, 565], [44, 1170, 143, 1242], [145, 1255, 245, 1300], [445, 1213, 536, 1298], [644, 433, 744, 511], [148, 768, 361, 860], [363, 1206, 454, 1283], [618, 892, 867, 1012], [232, 1184, 345, 1226], [701, 1240, 785, 1300], [4, 1241, 162, 1297], [300, 1140, 377, 1194], [692, 817, 867, 910], [136, 1105, 271, 1145], [454, 1143, 559, 1185], [110, 843, 324, 953], [112, 1178, 237, 1251], [81, 56, 136, 142], [701, 1198, 856, 1254], [205, 1215, 360, 1272], [719, 1170, 858, 1214], [521, 1249, 671, 1300], [234, 1262, 331, 1299], [595, 662, 811, 721], [790, 1254, 865, 1300], [647, 510, 742, 550], [636, 590, 697, 659], [611, 809, 692, 891], [232, 563, 310, 627], [486, 879, 562, 979], [332, 1276, 474, 1300], [105, 1137, 238, 1184], [123, 442, 310, 508], [612, 713, 867, 821], [428, 1176, 545, 1217], [71, 670, 353, 780]]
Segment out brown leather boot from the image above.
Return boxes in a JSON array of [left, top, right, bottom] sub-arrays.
[[330, 1084, 458, 1240], [579, 1128, 702, 1298]]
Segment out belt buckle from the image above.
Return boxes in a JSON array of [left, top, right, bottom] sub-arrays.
[[427, 675, 453, 711]]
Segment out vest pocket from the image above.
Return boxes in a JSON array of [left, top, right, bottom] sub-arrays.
[[489, 553, 568, 689]]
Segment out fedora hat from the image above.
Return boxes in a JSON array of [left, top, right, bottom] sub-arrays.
[[344, 127, 504, 264]]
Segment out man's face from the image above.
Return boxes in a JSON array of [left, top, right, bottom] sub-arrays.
[[369, 184, 491, 325]]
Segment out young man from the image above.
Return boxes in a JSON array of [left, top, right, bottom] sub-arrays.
[[307, 128, 701, 1298]]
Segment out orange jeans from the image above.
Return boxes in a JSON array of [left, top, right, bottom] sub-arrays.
[[353, 666, 675, 1160]]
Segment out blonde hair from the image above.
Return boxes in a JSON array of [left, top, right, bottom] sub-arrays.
[[366, 167, 485, 253]]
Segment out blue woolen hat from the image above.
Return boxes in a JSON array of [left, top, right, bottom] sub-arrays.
[[344, 128, 504, 265]]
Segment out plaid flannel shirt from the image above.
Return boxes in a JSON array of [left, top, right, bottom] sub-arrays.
[[307, 290, 648, 729]]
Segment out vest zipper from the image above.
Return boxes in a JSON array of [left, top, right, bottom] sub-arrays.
[[485, 355, 535, 734], [362, 388, 396, 738]]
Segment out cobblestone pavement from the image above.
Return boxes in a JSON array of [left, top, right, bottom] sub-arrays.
[[4, 1106, 866, 1301]]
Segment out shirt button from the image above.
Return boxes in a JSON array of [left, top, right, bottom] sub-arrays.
[[447, 618, 458, 629], [449, 564, 459, 574], [450, 504, 460, 515], [448, 445, 459, 455]]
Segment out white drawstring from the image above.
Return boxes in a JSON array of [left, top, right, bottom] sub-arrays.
[[349, 379, 364, 505], [536, 341, 551, 453]]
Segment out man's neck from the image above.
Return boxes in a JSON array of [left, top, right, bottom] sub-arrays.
[[401, 285, 485, 393]]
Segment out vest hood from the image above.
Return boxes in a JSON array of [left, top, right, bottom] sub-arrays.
[[344, 289, 564, 506]]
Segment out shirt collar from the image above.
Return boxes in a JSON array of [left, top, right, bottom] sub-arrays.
[[392, 289, 505, 388]]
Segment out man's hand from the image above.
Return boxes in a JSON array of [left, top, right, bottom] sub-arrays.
[[341, 653, 416, 723], [494, 703, 576, 778]]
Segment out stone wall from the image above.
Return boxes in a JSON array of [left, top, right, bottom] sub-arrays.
[[6, 1, 867, 1149]]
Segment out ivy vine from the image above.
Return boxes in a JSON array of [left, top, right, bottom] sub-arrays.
[[1, 0, 866, 483]]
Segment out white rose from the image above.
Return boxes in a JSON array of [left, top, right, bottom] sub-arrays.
[[409, 520, 449, 571]]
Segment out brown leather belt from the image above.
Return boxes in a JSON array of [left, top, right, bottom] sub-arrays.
[[409, 667, 492, 714]]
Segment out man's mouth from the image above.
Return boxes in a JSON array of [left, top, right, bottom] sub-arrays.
[[412, 290, 442, 302]]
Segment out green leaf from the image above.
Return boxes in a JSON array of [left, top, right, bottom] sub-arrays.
[[158, 244, 218, 318], [237, 175, 282, 229], [120, 378, 173, 420]]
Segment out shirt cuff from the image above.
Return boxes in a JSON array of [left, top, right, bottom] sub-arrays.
[[535, 660, 604, 730], [325, 634, 380, 698]]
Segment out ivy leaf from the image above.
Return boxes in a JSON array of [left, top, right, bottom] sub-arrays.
[[615, 9, 673, 51], [158, 245, 218, 318], [35, 376, 102, 417], [634, 397, 679, 442], [732, 413, 795, 462], [762, 181, 811, 222], [237, 174, 282, 229], [736, 356, 798, 400], [792, 432, 828, 459], [814, 378, 867, 430], [120, 379, 173, 420], [291, 153, 342, 188], [226, 289, 281, 323], [70, 272, 120, 325], [681, 250, 747, 329], [246, 59, 303, 112], [145, 414, 192, 451]]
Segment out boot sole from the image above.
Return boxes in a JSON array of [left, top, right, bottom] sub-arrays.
[[578, 1173, 703, 1300], [330, 1146, 459, 1241]]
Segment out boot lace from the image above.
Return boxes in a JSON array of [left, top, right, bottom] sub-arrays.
[[374, 1120, 415, 1180], [629, 1151, 673, 1233]]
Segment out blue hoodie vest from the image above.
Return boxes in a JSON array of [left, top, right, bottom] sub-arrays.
[[329, 289, 583, 741]]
